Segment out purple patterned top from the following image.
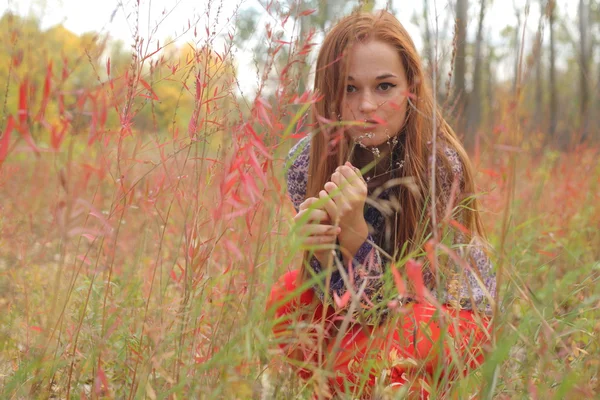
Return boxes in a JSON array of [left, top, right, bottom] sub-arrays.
[[286, 136, 496, 319]]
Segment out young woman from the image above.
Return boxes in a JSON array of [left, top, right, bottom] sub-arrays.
[[267, 10, 496, 398]]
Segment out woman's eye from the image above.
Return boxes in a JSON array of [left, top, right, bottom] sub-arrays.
[[346, 85, 357, 93], [378, 82, 396, 91]]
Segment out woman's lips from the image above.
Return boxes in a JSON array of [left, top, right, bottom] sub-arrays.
[[357, 121, 379, 131]]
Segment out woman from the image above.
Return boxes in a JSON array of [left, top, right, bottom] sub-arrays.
[[267, 10, 496, 398]]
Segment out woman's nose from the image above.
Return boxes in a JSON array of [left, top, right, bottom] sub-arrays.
[[358, 92, 377, 114]]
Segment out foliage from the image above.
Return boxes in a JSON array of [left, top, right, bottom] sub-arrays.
[[0, 2, 599, 399]]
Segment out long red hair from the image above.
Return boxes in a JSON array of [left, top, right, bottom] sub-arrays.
[[305, 10, 485, 268]]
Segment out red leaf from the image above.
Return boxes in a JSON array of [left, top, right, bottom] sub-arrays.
[[528, 380, 538, 400], [95, 366, 110, 395], [50, 122, 68, 150], [333, 290, 351, 309], [400, 89, 417, 100], [106, 57, 111, 76], [18, 79, 29, 127], [223, 239, 243, 261], [139, 78, 158, 100], [77, 254, 92, 266], [537, 250, 559, 258], [480, 168, 500, 178], [248, 147, 267, 186], [58, 93, 65, 115], [12, 49, 23, 67], [405, 259, 425, 302], [424, 240, 437, 272], [0, 115, 14, 166], [449, 219, 470, 235], [241, 173, 260, 203], [15, 124, 40, 155], [390, 263, 407, 296], [255, 98, 273, 128], [406, 259, 442, 308], [299, 9, 316, 16], [169, 268, 178, 282], [316, 114, 333, 126], [36, 61, 53, 121], [370, 114, 387, 126]]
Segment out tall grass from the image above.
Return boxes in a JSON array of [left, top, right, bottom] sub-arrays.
[[0, 1, 598, 399]]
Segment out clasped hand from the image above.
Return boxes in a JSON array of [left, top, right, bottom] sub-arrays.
[[294, 162, 367, 263]]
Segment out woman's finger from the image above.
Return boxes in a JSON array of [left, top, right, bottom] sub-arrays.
[[339, 165, 363, 187], [294, 208, 330, 224], [345, 161, 365, 180], [301, 234, 338, 246], [333, 168, 361, 200], [298, 197, 318, 211], [330, 170, 349, 192], [297, 223, 341, 237], [324, 181, 349, 211], [338, 166, 367, 201], [319, 189, 339, 223]]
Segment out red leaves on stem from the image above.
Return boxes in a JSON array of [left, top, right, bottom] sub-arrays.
[[0, 116, 15, 167]]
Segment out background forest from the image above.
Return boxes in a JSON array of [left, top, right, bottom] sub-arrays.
[[0, 0, 598, 398]]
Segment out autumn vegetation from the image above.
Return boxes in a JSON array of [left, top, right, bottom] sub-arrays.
[[0, 0, 598, 399]]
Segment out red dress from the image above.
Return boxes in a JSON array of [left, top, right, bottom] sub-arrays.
[[267, 269, 491, 399]]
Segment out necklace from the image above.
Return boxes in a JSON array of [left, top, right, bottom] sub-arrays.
[[349, 131, 406, 184]]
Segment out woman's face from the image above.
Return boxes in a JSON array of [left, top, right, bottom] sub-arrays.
[[340, 39, 409, 148]]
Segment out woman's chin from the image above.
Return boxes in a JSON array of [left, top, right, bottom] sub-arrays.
[[349, 135, 387, 148]]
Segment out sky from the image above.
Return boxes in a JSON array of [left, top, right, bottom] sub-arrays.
[[1, 0, 580, 94]]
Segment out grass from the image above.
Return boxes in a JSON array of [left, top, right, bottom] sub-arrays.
[[0, 2, 599, 399]]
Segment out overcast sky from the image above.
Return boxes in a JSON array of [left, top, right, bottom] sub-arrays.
[[1, 0, 579, 94]]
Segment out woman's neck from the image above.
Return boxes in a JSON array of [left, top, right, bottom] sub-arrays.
[[351, 143, 395, 188]]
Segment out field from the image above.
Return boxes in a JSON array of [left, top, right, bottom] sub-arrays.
[[0, 2, 599, 399]]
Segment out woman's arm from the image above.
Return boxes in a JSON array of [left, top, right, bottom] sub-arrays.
[[319, 147, 496, 316], [438, 147, 496, 314], [286, 138, 340, 267]]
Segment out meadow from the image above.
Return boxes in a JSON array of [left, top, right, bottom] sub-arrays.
[[0, 2, 599, 399]]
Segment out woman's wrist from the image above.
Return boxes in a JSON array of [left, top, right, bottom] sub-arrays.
[[338, 214, 369, 262], [314, 249, 334, 267]]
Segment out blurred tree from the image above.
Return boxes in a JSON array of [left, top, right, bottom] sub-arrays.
[[484, 41, 497, 130], [578, 0, 591, 139], [596, 0, 600, 142], [0, 10, 236, 145], [534, 0, 545, 132], [466, 0, 488, 152], [0, 12, 106, 140], [421, 0, 435, 77], [412, 0, 453, 102], [548, 0, 558, 142], [454, 0, 468, 138], [234, 0, 357, 97], [133, 43, 236, 141], [511, 1, 522, 93]]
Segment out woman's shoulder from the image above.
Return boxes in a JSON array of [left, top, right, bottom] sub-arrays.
[[285, 136, 311, 211], [440, 143, 464, 176], [436, 142, 465, 185]]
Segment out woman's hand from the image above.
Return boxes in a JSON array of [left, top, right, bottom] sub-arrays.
[[323, 162, 368, 228], [322, 162, 369, 262], [294, 197, 341, 266]]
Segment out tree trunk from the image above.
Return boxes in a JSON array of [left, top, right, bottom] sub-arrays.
[[297, 14, 308, 95], [548, 0, 558, 143], [578, 0, 590, 141], [486, 44, 495, 130], [454, 0, 468, 138], [466, 0, 487, 152], [512, 8, 521, 93], [534, 0, 544, 131], [423, 0, 435, 76]]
